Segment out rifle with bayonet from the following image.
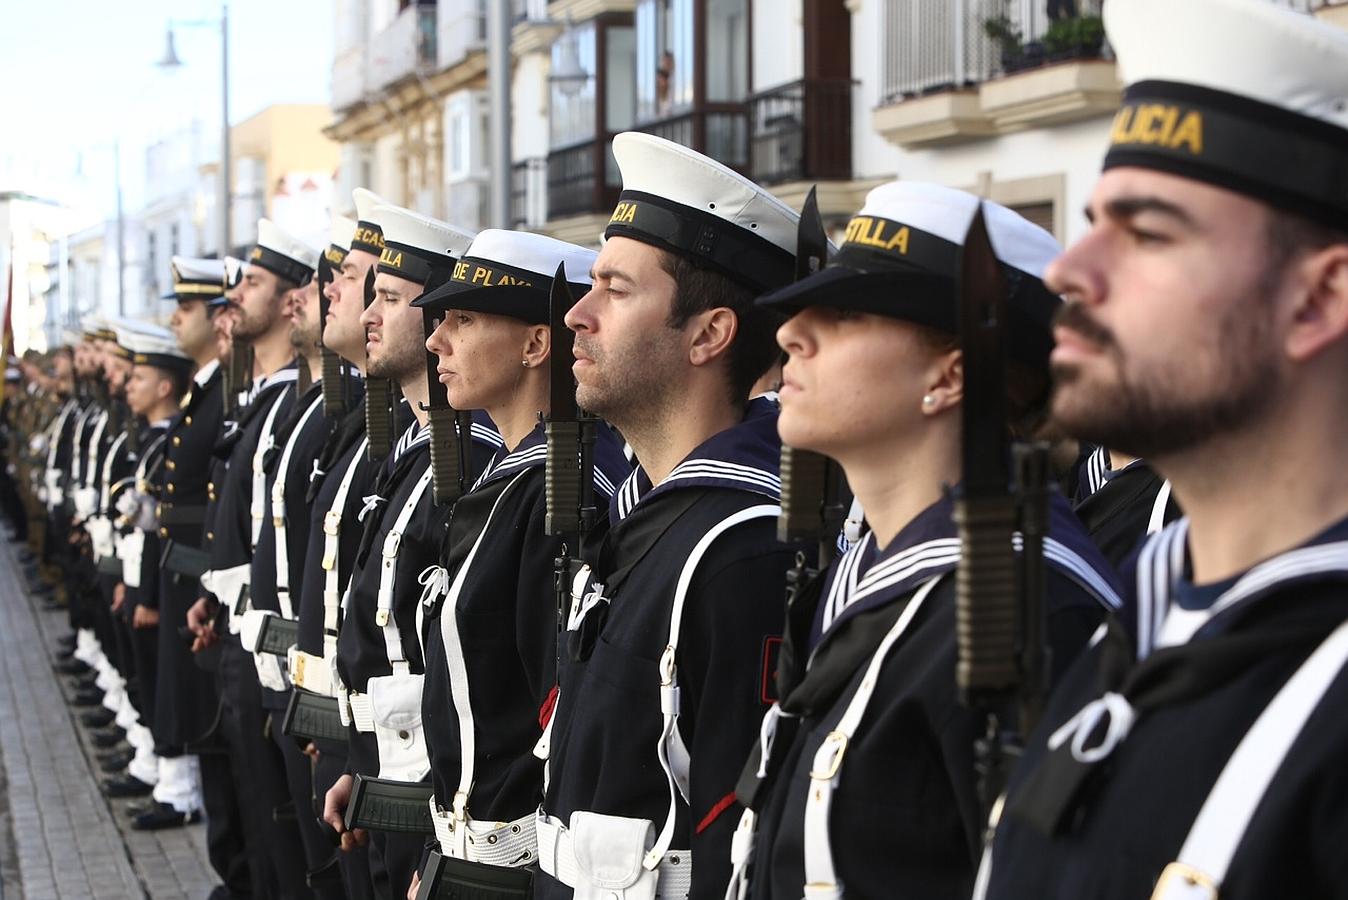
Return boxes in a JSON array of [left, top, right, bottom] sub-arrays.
[[777, 187, 848, 596], [363, 268, 395, 462], [317, 253, 354, 417], [421, 295, 471, 507], [951, 204, 1052, 832], [544, 264, 598, 657]]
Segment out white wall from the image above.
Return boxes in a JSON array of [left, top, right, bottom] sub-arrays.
[[751, 0, 803, 92]]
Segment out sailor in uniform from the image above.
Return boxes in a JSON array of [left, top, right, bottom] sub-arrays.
[[242, 218, 364, 900], [319, 203, 497, 900], [1071, 445, 1181, 569], [288, 193, 386, 900], [727, 182, 1123, 899], [405, 231, 631, 897], [198, 218, 314, 900], [977, 2, 1348, 897], [533, 132, 806, 900]]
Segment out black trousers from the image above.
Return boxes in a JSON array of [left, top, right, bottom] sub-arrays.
[[313, 750, 377, 900], [268, 708, 347, 900], [201, 747, 255, 896], [348, 730, 422, 900], [217, 640, 314, 900]]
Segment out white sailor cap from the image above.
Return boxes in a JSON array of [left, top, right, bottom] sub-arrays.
[[61, 328, 83, 347], [412, 229, 597, 324], [329, 214, 357, 258], [606, 132, 802, 292], [82, 315, 117, 342], [759, 180, 1062, 369], [249, 218, 319, 286], [351, 188, 389, 255], [371, 204, 477, 289], [113, 320, 193, 373], [165, 256, 226, 302], [1103, 0, 1348, 228]]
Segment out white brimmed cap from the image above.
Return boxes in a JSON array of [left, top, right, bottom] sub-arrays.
[[114, 320, 192, 373], [759, 180, 1063, 368], [165, 256, 226, 302], [412, 229, 597, 324], [351, 188, 389, 255], [1104, 0, 1348, 227], [250, 218, 320, 285], [605, 132, 802, 292], [371, 205, 477, 288]]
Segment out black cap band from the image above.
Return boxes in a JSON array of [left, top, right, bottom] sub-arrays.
[[351, 222, 385, 257], [248, 246, 314, 286], [324, 245, 347, 267], [413, 256, 588, 324], [377, 240, 457, 286], [1104, 80, 1348, 229], [132, 352, 193, 374], [604, 190, 796, 292]]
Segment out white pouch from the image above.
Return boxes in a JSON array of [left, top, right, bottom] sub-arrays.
[[253, 652, 289, 692], [366, 672, 430, 782], [87, 516, 115, 560], [238, 609, 274, 654], [570, 811, 659, 900], [73, 486, 98, 520], [120, 530, 145, 587], [201, 564, 251, 621]]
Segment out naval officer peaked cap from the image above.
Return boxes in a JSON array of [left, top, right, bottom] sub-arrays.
[[250, 218, 320, 286], [371, 204, 477, 287], [413, 229, 597, 324], [351, 188, 390, 256], [1103, 0, 1348, 229], [114, 320, 193, 374], [605, 131, 803, 293], [224, 256, 245, 293], [165, 256, 227, 303], [758, 180, 1063, 370], [83, 315, 117, 343]]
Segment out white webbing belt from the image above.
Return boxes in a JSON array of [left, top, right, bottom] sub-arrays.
[[347, 691, 376, 733], [70, 407, 91, 493], [271, 393, 323, 619], [84, 410, 108, 487], [432, 470, 531, 860], [802, 575, 942, 900], [1149, 618, 1348, 900], [535, 814, 692, 897], [376, 466, 434, 676], [431, 799, 538, 867], [289, 650, 333, 695], [648, 504, 780, 872], [249, 390, 289, 549], [44, 399, 77, 507], [322, 437, 369, 661]]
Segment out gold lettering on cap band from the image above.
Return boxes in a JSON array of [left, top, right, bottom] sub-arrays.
[[843, 216, 911, 254], [609, 201, 639, 225], [379, 248, 405, 269], [1110, 104, 1204, 156]]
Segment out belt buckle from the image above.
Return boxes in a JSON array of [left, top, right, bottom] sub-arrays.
[[323, 510, 342, 536], [382, 531, 402, 559], [321, 553, 336, 571], [1150, 862, 1218, 900], [293, 654, 307, 685], [375, 609, 391, 627]]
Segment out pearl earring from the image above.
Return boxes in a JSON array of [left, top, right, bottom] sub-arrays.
[[922, 394, 936, 408], [522, 360, 530, 368]]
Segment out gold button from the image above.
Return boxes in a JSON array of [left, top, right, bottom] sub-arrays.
[[159, 527, 168, 537], [166, 460, 176, 470], [172, 436, 181, 447], [206, 531, 214, 541], [207, 481, 214, 491], [167, 483, 175, 494], [185, 415, 192, 426]]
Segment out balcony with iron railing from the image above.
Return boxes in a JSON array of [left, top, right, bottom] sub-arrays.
[[369, 4, 438, 94], [545, 136, 620, 222], [748, 78, 853, 187]]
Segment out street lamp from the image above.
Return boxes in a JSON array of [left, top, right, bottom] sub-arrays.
[[156, 2, 231, 258], [550, 18, 589, 99]]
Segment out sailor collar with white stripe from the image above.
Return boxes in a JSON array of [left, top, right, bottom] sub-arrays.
[[1131, 513, 1348, 662], [470, 420, 548, 492], [193, 358, 220, 388], [610, 395, 782, 524], [246, 364, 300, 404], [811, 491, 1123, 651]]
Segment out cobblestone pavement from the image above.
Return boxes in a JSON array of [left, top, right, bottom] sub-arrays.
[[0, 541, 218, 899]]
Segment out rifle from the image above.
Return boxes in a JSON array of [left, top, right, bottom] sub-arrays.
[[543, 265, 598, 653], [363, 268, 395, 461], [777, 188, 847, 594], [317, 253, 352, 418], [421, 301, 470, 507], [951, 204, 1052, 829]]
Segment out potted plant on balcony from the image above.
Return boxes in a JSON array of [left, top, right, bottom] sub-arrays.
[[983, 11, 1044, 74], [1042, 14, 1106, 62]]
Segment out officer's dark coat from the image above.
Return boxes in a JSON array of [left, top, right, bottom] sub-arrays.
[[742, 494, 1121, 900], [983, 515, 1348, 900], [421, 420, 630, 824], [336, 413, 502, 777], [154, 361, 226, 746], [537, 397, 797, 900]]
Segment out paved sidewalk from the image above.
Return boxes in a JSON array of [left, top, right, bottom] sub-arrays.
[[0, 542, 217, 899]]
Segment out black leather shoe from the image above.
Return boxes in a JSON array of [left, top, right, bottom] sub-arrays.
[[99, 749, 135, 773], [81, 708, 116, 728], [103, 774, 153, 798], [70, 688, 104, 707], [91, 727, 127, 749], [131, 801, 201, 831], [53, 658, 90, 675]]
